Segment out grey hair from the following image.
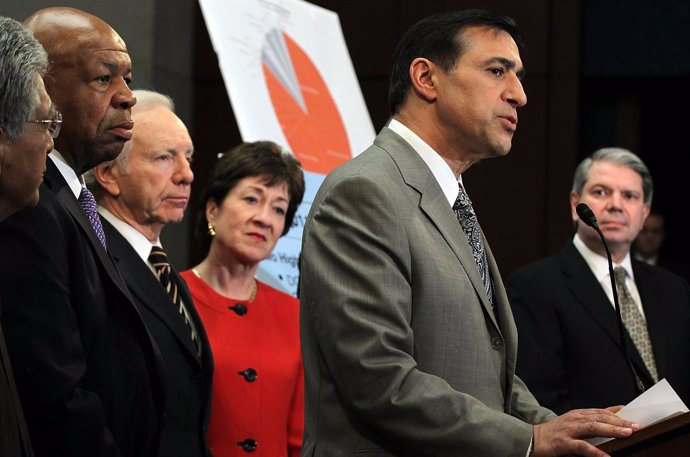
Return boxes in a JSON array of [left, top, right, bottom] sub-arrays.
[[572, 147, 653, 205], [112, 89, 175, 170], [85, 89, 176, 195], [0, 15, 49, 140]]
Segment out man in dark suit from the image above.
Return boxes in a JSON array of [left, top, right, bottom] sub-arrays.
[[0, 15, 55, 456], [89, 89, 213, 457], [633, 210, 690, 283], [0, 8, 165, 457], [300, 9, 638, 457], [508, 147, 690, 415]]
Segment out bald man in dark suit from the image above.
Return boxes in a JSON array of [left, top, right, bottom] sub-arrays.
[[0, 9, 164, 456]]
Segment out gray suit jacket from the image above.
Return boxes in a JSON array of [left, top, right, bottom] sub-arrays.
[[299, 128, 554, 457]]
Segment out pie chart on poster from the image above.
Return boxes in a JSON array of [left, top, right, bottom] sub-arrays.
[[261, 29, 351, 175]]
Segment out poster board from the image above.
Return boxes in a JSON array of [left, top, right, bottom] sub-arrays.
[[199, 0, 375, 295]]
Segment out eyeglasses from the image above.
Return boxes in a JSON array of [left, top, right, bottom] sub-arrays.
[[27, 111, 62, 139]]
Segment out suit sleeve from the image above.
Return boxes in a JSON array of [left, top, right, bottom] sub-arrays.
[[0, 194, 121, 457], [301, 174, 534, 456], [507, 269, 574, 415], [510, 374, 556, 423]]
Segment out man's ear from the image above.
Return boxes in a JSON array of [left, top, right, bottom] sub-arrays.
[[409, 57, 438, 103], [569, 191, 581, 223], [641, 203, 651, 224], [92, 162, 121, 197]]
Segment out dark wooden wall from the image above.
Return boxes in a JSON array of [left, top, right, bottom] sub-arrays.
[[190, 1, 582, 277]]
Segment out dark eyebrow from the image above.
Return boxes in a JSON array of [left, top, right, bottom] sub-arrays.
[[246, 185, 289, 203], [101, 59, 132, 75], [486, 56, 526, 80], [102, 60, 117, 72]]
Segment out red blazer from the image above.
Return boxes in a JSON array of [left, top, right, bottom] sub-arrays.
[[180, 271, 304, 457]]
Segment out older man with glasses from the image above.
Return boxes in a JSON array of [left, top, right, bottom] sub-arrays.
[[0, 15, 54, 457], [27, 111, 62, 139]]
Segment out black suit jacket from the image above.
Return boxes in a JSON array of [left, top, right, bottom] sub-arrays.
[[101, 219, 213, 457], [507, 241, 690, 414], [0, 307, 32, 457], [0, 160, 165, 457]]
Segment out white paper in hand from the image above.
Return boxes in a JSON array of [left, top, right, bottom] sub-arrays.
[[588, 378, 689, 446]]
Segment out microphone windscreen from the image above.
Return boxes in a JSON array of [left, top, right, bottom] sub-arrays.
[[576, 203, 598, 228]]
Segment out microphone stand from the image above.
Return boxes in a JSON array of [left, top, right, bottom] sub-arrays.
[[576, 203, 646, 395]]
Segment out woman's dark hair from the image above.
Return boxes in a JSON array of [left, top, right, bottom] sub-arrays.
[[195, 141, 305, 252]]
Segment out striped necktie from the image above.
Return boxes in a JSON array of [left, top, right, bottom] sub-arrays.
[[149, 246, 201, 357]]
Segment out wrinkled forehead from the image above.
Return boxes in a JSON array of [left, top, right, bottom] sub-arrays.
[[27, 9, 128, 58], [57, 27, 127, 58]]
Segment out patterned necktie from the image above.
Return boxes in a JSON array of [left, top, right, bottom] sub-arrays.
[[149, 246, 201, 357], [614, 267, 658, 382], [78, 186, 107, 249], [453, 185, 495, 308]]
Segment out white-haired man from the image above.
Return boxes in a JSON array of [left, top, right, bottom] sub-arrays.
[[90, 90, 213, 457]]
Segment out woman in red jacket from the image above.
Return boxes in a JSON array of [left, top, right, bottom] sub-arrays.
[[181, 141, 305, 456]]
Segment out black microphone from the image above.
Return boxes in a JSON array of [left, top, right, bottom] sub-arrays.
[[576, 203, 646, 395], [575, 203, 597, 229]]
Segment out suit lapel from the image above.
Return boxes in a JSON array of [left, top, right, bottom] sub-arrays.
[[373, 128, 499, 331], [43, 160, 167, 414], [101, 219, 202, 364], [561, 243, 619, 339], [176, 272, 213, 372], [44, 161, 133, 301], [560, 243, 653, 384], [486, 243, 515, 336]]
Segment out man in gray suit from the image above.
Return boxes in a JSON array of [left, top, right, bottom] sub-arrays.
[[300, 9, 638, 457]]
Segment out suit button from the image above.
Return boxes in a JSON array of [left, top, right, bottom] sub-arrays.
[[190, 372, 202, 384], [237, 438, 257, 452], [238, 368, 258, 382], [491, 336, 503, 350], [229, 303, 247, 316]]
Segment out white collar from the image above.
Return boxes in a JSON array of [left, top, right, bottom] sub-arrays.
[[388, 119, 460, 206], [98, 206, 160, 264], [573, 234, 634, 282], [49, 150, 84, 199]]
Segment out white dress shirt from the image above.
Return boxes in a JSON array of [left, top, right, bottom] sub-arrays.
[[49, 151, 84, 198], [388, 119, 463, 206], [573, 234, 646, 317]]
